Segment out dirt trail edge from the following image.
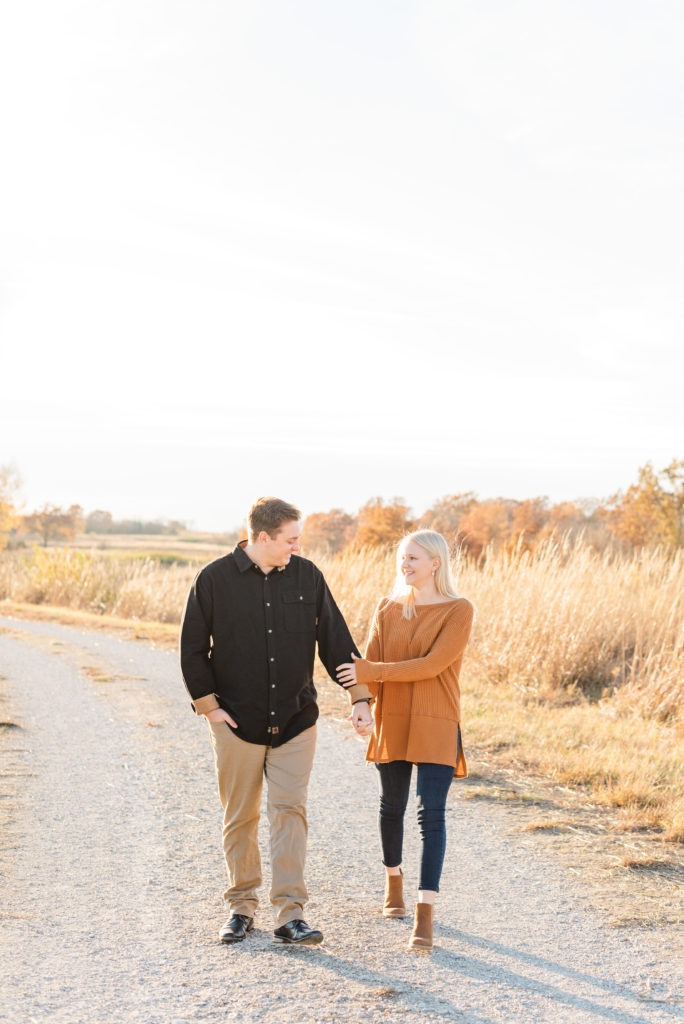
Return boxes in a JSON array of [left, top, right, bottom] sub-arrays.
[[0, 616, 682, 1024]]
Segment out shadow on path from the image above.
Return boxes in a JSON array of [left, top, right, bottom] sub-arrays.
[[244, 924, 684, 1024], [432, 924, 684, 1023], [250, 942, 493, 1024]]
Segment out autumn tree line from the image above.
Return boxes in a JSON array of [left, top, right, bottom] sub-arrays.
[[301, 459, 684, 557], [1, 459, 682, 556]]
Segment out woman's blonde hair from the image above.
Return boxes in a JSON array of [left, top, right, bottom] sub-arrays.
[[391, 529, 460, 620]]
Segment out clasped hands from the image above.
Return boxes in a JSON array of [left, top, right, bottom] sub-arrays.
[[337, 654, 374, 738], [203, 656, 373, 738]]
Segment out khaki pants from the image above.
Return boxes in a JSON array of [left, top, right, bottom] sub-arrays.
[[207, 721, 317, 926]]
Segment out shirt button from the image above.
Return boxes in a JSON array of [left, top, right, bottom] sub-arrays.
[[271, 711, 276, 716], [266, 602, 270, 607], [268, 629, 272, 633], [270, 657, 275, 662]]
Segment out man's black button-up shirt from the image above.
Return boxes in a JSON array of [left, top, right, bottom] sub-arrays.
[[180, 543, 360, 747]]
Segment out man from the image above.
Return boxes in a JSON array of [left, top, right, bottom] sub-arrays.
[[180, 497, 373, 946]]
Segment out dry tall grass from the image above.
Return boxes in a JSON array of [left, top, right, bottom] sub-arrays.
[[313, 540, 684, 842], [0, 547, 191, 623], [2, 538, 682, 838], [318, 539, 684, 725], [465, 539, 684, 723], [2, 539, 682, 721]]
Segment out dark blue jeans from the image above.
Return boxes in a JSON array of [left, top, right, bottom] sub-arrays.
[[375, 760, 454, 892]]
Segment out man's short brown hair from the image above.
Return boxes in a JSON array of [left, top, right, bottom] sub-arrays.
[[248, 497, 302, 541]]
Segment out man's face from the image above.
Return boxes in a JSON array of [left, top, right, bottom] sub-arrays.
[[261, 519, 301, 568]]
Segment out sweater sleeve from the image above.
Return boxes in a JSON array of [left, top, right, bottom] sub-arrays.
[[354, 600, 474, 685]]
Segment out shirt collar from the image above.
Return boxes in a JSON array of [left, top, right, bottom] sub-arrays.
[[233, 541, 254, 573], [233, 539, 287, 574]]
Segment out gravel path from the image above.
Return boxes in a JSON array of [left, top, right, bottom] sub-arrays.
[[0, 615, 682, 1024]]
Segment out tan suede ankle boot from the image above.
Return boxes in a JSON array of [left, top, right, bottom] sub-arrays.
[[408, 902, 433, 950], [383, 871, 406, 917]]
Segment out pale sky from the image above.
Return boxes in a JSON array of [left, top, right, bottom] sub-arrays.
[[1, 1, 682, 532]]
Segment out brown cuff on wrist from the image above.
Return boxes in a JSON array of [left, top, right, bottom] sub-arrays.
[[193, 693, 220, 715]]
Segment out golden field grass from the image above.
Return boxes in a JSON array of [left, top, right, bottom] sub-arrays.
[[1, 536, 683, 844]]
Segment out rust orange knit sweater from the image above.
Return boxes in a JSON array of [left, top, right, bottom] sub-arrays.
[[354, 596, 474, 777]]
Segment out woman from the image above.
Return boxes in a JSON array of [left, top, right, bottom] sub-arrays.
[[337, 530, 474, 951]]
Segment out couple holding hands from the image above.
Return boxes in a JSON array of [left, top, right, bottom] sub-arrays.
[[180, 496, 474, 952]]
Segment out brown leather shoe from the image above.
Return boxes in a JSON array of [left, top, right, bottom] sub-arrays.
[[408, 903, 433, 951], [383, 871, 406, 917], [219, 913, 254, 943]]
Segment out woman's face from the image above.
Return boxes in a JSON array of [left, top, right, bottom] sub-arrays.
[[399, 540, 439, 589]]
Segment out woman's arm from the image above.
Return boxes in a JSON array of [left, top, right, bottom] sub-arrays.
[[354, 600, 473, 685]]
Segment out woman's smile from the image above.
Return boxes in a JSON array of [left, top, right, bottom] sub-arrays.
[[399, 540, 438, 589]]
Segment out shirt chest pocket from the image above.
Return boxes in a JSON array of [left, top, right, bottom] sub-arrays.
[[281, 588, 317, 633]]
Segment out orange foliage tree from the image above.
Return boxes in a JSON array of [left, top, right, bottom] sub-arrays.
[[542, 500, 587, 535], [301, 509, 356, 553], [416, 492, 476, 543], [661, 459, 684, 547], [508, 498, 548, 550], [24, 504, 85, 547], [601, 461, 684, 548], [456, 499, 517, 558], [353, 497, 412, 548], [0, 464, 22, 551]]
